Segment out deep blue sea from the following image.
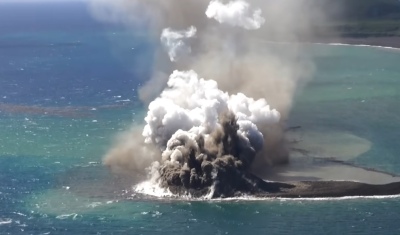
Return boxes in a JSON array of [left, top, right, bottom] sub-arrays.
[[1, 1, 400, 234]]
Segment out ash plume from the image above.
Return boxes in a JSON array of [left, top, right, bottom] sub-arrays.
[[91, 0, 339, 197], [88, 0, 334, 115], [156, 112, 268, 197], [103, 126, 160, 176]]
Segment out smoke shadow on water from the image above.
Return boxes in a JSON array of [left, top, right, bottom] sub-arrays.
[[258, 129, 400, 185]]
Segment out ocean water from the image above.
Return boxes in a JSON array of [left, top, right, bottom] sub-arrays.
[[1, 2, 400, 234]]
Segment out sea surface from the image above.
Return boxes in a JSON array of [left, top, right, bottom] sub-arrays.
[[1, 2, 400, 234]]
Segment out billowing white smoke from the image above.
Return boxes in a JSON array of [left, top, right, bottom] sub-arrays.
[[143, 70, 281, 152], [160, 26, 197, 62], [206, 0, 265, 30], [95, 0, 326, 195], [138, 70, 281, 195]]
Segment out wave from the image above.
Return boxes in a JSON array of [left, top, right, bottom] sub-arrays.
[[133, 181, 216, 200], [0, 218, 12, 225], [134, 181, 175, 198], [257, 39, 400, 51], [55, 213, 79, 220], [315, 42, 400, 51], [133, 181, 400, 202], [214, 194, 400, 202], [135, 192, 400, 202]]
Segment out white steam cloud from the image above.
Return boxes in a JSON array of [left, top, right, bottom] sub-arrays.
[[143, 70, 280, 149], [161, 26, 197, 62], [206, 0, 265, 30]]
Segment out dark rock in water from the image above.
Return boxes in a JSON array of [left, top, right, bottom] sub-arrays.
[[156, 112, 400, 198], [158, 112, 267, 197], [269, 180, 400, 198], [165, 176, 400, 199], [165, 171, 296, 198]]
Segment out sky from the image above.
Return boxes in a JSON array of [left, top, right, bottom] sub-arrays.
[[0, 0, 86, 2]]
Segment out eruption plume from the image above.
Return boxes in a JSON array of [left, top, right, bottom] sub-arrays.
[[205, 0, 265, 30], [135, 70, 280, 196], [91, 0, 336, 197]]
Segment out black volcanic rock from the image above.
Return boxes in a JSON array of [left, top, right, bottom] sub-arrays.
[[165, 176, 400, 199]]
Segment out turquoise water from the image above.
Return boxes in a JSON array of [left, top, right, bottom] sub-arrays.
[[1, 2, 400, 234], [291, 44, 400, 174]]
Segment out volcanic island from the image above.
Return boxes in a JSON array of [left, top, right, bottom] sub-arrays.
[[150, 113, 400, 199]]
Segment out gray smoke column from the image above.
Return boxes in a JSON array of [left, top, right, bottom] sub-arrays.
[[91, 0, 337, 196]]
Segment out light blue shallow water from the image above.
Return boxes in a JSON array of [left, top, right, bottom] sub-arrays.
[[1, 2, 400, 234]]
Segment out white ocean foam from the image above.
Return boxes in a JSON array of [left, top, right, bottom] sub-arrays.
[[258, 39, 400, 51], [56, 213, 79, 220], [87, 202, 103, 208], [133, 173, 400, 202], [115, 99, 131, 103], [134, 181, 174, 198], [133, 181, 400, 202], [0, 218, 12, 225], [133, 180, 217, 200], [13, 212, 26, 217], [214, 194, 400, 202]]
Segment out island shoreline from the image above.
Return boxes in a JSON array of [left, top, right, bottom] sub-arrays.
[[163, 180, 400, 199], [315, 36, 400, 49], [258, 181, 400, 198]]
